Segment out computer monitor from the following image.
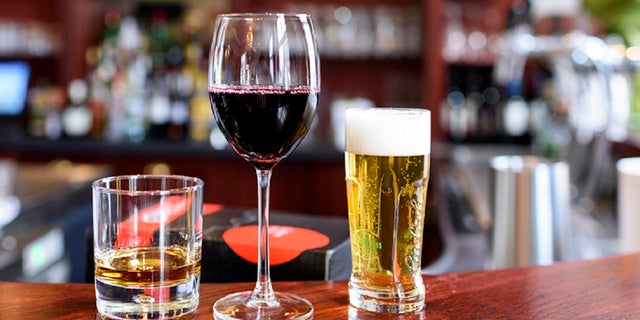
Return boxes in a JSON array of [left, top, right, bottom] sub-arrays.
[[0, 61, 30, 117]]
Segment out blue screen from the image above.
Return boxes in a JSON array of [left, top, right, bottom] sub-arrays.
[[0, 61, 30, 116]]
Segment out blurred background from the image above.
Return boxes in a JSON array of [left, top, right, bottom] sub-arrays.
[[2, 0, 640, 284]]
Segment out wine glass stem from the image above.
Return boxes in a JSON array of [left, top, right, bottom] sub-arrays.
[[252, 168, 276, 304]]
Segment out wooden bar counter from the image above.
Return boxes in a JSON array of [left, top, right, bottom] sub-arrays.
[[2, 253, 639, 319]]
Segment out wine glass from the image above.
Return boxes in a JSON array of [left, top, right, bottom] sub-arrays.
[[208, 13, 320, 319]]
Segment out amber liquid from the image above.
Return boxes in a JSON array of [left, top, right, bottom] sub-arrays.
[[345, 152, 429, 312], [95, 247, 200, 287], [95, 247, 201, 319]]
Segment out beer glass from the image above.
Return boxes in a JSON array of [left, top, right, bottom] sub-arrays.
[[345, 107, 430, 313], [92, 175, 204, 320], [617, 157, 640, 253]]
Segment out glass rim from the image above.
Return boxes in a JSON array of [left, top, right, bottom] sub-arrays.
[[92, 174, 204, 195], [216, 12, 312, 20], [617, 157, 640, 176]]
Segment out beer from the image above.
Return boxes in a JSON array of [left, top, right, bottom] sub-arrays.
[[345, 107, 430, 313], [346, 153, 429, 282]]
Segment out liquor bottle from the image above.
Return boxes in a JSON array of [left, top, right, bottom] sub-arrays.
[[62, 79, 93, 139], [500, 81, 530, 144], [508, 0, 531, 30], [87, 80, 108, 139], [188, 73, 212, 143], [463, 71, 484, 141], [445, 88, 468, 142], [477, 86, 500, 142], [147, 75, 171, 140]]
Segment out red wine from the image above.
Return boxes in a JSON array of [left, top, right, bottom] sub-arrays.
[[209, 87, 318, 169]]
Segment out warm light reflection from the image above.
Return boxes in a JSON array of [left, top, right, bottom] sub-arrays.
[[47, 159, 73, 174], [626, 46, 640, 61], [144, 162, 172, 175]]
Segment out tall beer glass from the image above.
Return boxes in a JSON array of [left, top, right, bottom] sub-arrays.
[[345, 107, 430, 313]]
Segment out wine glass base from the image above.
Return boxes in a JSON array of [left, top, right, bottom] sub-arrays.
[[213, 291, 313, 320]]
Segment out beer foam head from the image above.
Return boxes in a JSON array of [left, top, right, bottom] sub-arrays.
[[345, 108, 430, 156]]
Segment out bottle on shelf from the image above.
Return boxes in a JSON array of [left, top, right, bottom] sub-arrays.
[[165, 68, 191, 142], [477, 86, 500, 142], [188, 73, 213, 143], [26, 84, 65, 140], [499, 81, 531, 144], [82, 6, 215, 144], [443, 88, 468, 142], [87, 79, 108, 140], [61, 79, 93, 139]]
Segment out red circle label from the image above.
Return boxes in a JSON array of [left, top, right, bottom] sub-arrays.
[[222, 225, 330, 265]]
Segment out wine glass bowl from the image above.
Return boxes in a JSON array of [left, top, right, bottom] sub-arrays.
[[209, 87, 318, 169], [208, 13, 320, 319]]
